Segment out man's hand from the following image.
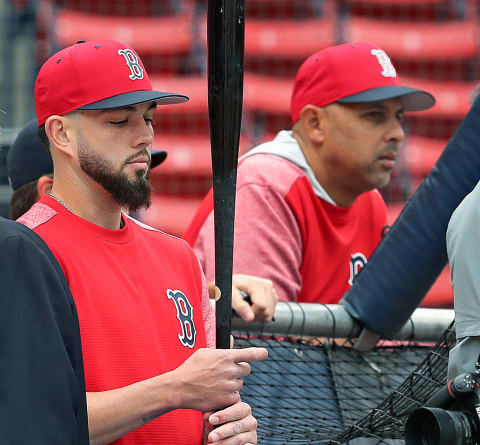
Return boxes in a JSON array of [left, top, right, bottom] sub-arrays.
[[203, 401, 258, 444], [231, 274, 278, 322], [172, 347, 268, 413], [207, 280, 221, 301], [206, 274, 278, 322]]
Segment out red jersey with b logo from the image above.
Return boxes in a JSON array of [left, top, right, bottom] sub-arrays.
[[20, 195, 215, 445], [185, 131, 387, 304]]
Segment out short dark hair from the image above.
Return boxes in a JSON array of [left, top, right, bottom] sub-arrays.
[[37, 125, 50, 151], [10, 179, 40, 220]]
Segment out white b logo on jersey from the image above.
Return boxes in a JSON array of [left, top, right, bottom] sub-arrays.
[[167, 289, 196, 348], [371, 49, 396, 78], [348, 253, 368, 286], [118, 49, 144, 80]]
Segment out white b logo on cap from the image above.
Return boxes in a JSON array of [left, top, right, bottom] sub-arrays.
[[118, 49, 144, 80], [371, 49, 396, 78]]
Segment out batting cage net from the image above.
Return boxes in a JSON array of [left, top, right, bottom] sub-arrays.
[[231, 303, 455, 445]]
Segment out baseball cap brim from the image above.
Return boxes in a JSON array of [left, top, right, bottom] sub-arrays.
[[337, 86, 435, 112], [151, 150, 167, 169], [78, 90, 189, 110]]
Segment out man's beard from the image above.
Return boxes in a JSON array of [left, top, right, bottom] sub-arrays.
[[78, 136, 152, 212]]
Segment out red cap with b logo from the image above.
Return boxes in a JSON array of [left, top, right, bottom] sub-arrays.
[[290, 41, 435, 123], [35, 39, 188, 126]]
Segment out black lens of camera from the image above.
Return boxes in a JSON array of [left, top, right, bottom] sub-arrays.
[[405, 407, 478, 445], [419, 414, 440, 444]]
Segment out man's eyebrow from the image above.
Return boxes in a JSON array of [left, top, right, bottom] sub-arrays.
[[361, 102, 404, 114], [363, 103, 387, 110], [100, 106, 135, 113], [100, 102, 158, 113]]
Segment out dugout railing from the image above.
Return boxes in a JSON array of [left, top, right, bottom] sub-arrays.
[[224, 302, 455, 444]]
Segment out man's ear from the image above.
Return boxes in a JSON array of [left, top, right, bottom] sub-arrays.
[[298, 105, 326, 144], [36, 175, 54, 198], [44, 115, 75, 157]]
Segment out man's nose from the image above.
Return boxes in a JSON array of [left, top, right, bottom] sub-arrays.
[[387, 118, 405, 143], [133, 120, 154, 149]]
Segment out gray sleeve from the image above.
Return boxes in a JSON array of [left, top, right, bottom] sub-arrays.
[[447, 182, 480, 339], [448, 336, 480, 380]]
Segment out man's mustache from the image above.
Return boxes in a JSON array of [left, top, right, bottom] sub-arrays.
[[377, 143, 399, 158], [124, 148, 151, 166]]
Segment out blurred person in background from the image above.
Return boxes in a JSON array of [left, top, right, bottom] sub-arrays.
[[184, 41, 435, 305]]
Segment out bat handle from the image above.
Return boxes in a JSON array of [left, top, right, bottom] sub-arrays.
[[239, 290, 252, 305], [234, 291, 275, 322]]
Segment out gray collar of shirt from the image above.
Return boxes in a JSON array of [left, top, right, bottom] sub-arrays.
[[242, 130, 336, 205]]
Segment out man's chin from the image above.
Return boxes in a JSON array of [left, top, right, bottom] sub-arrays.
[[376, 175, 393, 190], [123, 165, 149, 179], [126, 197, 152, 213], [104, 177, 152, 212]]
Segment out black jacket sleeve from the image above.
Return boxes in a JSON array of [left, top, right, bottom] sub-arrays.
[[0, 220, 89, 444]]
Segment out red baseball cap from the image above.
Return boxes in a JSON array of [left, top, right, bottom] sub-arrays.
[[35, 40, 189, 126], [290, 41, 435, 123]]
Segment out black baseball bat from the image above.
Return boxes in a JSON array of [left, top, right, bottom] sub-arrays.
[[207, 0, 245, 348]]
